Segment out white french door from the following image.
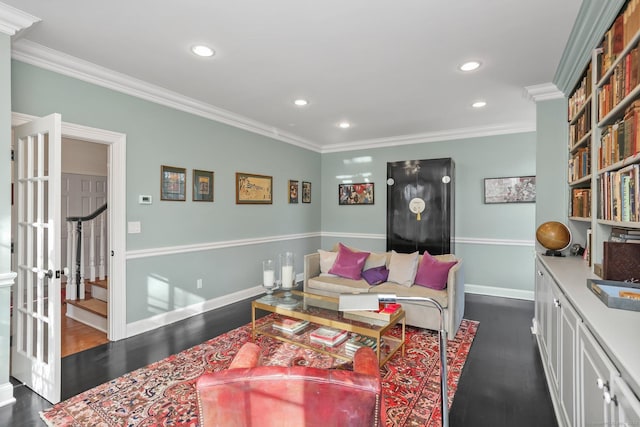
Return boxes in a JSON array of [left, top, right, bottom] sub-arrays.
[[11, 114, 62, 404]]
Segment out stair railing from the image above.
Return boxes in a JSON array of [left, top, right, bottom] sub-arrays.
[[65, 203, 107, 300]]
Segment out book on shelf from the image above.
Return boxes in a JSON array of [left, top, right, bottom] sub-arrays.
[[271, 318, 310, 334], [571, 188, 591, 218], [342, 303, 402, 323], [309, 326, 348, 346]]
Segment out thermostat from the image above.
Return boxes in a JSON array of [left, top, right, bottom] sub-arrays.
[[139, 195, 152, 204]]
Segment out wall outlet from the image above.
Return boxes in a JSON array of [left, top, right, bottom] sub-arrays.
[[196, 279, 203, 289]]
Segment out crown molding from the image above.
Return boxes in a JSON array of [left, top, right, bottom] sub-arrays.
[[523, 83, 564, 102], [554, 0, 625, 94], [11, 39, 323, 153], [0, 3, 40, 36], [320, 122, 536, 153]]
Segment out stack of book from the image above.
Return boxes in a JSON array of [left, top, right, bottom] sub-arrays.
[[309, 326, 348, 347], [271, 318, 310, 334], [345, 335, 378, 357], [610, 227, 640, 244]]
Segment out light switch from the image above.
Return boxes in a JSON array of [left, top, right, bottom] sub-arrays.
[[128, 221, 141, 234]]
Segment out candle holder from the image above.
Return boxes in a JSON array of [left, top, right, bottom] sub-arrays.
[[277, 251, 298, 308], [258, 259, 279, 303]]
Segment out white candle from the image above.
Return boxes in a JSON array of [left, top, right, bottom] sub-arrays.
[[263, 269, 274, 288], [281, 265, 293, 289]]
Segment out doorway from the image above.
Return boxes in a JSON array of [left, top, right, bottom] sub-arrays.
[[11, 113, 127, 344]]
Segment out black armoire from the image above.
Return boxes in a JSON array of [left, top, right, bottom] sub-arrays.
[[386, 158, 454, 255]]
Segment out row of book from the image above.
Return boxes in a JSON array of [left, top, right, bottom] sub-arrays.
[[345, 335, 378, 357], [569, 146, 591, 182], [599, 164, 640, 223], [568, 63, 592, 121], [571, 188, 592, 218], [610, 227, 640, 244], [599, 0, 640, 81], [599, 101, 640, 169], [569, 103, 591, 147]]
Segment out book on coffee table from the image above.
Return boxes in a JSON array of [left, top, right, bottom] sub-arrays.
[[343, 303, 402, 323], [272, 318, 310, 334], [309, 326, 348, 346]]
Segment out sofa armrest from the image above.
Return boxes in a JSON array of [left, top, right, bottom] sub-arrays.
[[303, 252, 321, 292], [446, 258, 465, 334], [228, 342, 261, 369]]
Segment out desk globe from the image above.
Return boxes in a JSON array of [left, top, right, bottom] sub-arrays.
[[536, 221, 571, 257]]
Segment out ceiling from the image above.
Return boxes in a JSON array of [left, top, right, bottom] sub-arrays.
[[3, 0, 582, 152]]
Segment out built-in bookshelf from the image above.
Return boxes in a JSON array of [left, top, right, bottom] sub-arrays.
[[588, 0, 640, 267], [568, 62, 593, 223]]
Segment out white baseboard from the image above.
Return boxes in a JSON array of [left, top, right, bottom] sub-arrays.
[[0, 382, 15, 408], [126, 286, 264, 338], [465, 284, 534, 301]]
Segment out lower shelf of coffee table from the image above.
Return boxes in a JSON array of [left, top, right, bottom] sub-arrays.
[[253, 316, 404, 366]]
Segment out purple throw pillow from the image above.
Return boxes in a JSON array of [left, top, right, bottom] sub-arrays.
[[328, 243, 370, 280], [414, 251, 457, 290], [361, 265, 389, 286]]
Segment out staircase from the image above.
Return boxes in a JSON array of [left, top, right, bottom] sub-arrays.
[[64, 204, 109, 333], [66, 279, 108, 332]]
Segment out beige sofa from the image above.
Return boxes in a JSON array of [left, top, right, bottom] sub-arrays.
[[303, 250, 464, 335]]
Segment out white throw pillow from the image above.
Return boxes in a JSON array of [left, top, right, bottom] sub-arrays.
[[364, 252, 387, 271], [387, 250, 419, 287], [317, 249, 338, 275]]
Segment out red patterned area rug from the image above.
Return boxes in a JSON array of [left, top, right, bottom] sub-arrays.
[[41, 317, 478, 426]]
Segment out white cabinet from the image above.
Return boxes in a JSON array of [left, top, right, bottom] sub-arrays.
[[535, 259, 579, 427], [534, 256, 640, 427]]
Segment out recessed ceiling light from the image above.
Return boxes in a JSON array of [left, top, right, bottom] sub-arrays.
[[294, 99, 308, 106], [191, 45, 215, 57], [338, 121, 351, 129], [472, 101, 487, 108], [459, 61, 481, 72]]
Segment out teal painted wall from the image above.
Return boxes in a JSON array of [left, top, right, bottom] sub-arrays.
[[11, 61, 322, 323], [321, 133, 537, 293], [0, 33, 12, 401]]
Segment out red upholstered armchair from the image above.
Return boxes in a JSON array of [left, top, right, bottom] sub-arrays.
[[196, 342, 385, 427]]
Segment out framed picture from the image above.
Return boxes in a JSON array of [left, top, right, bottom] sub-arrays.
[[288, 180, 299, 203], [484, 176, 536, 204], [160, 165, 186, 201], [338, 183, 374, 205], [302, 181, 311, 203], [193, 169, 214, 202], [236, 172, 273, 204]]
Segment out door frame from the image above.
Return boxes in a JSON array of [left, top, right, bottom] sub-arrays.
[[12, 112, 127, 341]]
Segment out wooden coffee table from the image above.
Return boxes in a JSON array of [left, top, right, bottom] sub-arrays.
[[252, 290, 405, 366]]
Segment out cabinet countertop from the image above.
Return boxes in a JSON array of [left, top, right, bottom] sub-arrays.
[[537, 254, 640, 397]]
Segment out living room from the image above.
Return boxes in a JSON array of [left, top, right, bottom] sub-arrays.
[[1, 1, 633, 426]]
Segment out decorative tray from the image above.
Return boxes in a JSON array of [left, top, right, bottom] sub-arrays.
[[587, 279, 640, 312]]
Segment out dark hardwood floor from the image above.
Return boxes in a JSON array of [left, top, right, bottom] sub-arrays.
[[1, 293, 557, 426]]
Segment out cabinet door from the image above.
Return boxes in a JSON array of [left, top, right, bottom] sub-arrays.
[[547, 276, 561, 393], [611, 375, 640, 426], [578, 323, 617, 426], [559, 293, 579, 427], [534, 261, 548, 356]]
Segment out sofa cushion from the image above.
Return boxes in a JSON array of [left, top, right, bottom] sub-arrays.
[[307, 275, 371, 295], [414, 251, 457, 290], [328, 243, 370, 280], [317, 249, 338, 276], [361, 265, 389, 286], [387, 250, 419, 287]]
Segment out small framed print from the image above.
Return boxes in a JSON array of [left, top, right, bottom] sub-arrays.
[[302, 181, 311, 203], [289, 180, 299, 203], [193, 169, 214, 202], [484, 176, 536, 204], [161, 165, 186, 201], [338, 183, 374, 205], [236, 172, 273, 204]]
